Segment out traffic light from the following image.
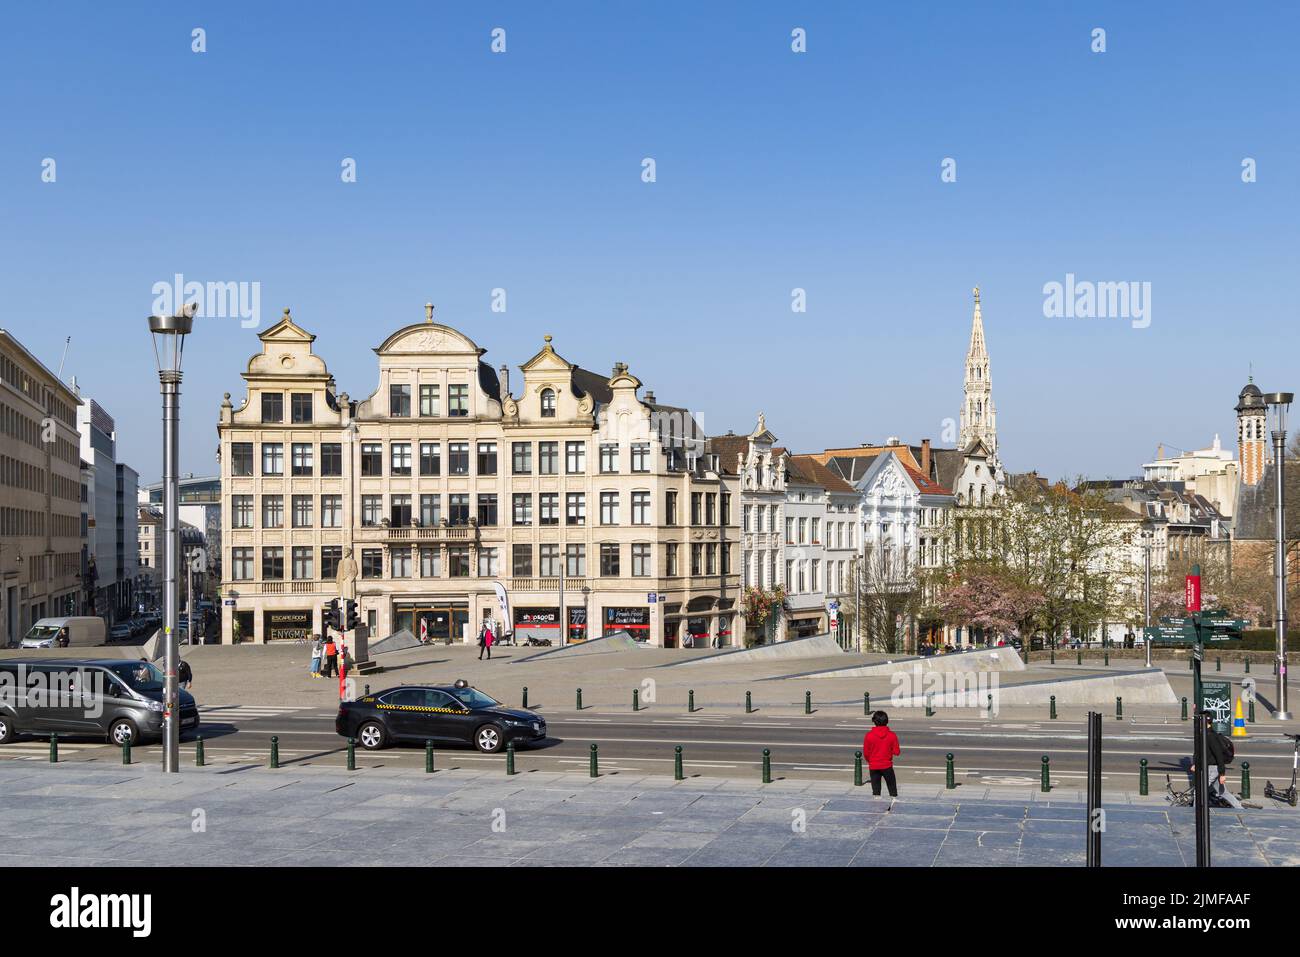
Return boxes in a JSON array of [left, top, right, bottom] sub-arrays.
[[344, 599, 360, 632], [323, 598, 340, 632]]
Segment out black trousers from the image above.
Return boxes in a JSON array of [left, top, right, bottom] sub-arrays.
[[323, 655, 337, 677], [479, 644, 491, 659], [870, 767, 898, 797]]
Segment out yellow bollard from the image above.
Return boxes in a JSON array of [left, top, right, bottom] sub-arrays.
[[1231, 696, 1248, 738]]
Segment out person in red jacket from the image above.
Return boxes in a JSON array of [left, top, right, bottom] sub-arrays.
[[863, 710, 901, 797]]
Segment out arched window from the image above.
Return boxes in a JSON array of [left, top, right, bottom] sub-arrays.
[[540, 388, 556, 418]]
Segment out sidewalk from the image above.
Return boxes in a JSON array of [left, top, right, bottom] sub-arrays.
[[2, 760, 1297, 867]]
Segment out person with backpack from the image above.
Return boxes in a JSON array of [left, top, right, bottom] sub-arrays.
[[863, 710, 902, 797], [1191, 715, 1245, 809]]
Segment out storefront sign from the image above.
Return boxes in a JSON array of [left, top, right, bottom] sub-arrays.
[[605, 606, 650, 637], [264, 609, 311, 642]]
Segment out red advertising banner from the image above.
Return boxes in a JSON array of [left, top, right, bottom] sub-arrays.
[[1185, 574, 1202, 612]]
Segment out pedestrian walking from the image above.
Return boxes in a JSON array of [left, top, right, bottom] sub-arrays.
[[479, 622, 495, 660], [310, 636, 323, 677], [863, 710, 901, 798], [178, 658, 193, 690], [323, 636, 338, 677]]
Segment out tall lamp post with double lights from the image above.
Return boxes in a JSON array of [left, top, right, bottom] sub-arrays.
[[1265, 391, 1294, 720], [149, 303, 197, 771]]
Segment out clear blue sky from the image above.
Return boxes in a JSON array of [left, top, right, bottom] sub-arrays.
[[2, 1, 1296, 484]]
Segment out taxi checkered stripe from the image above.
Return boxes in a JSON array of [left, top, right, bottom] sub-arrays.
[[377, 704, 462, 714]]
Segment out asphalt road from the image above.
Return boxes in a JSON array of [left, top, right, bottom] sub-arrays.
[[7, 704, 1300, 794]]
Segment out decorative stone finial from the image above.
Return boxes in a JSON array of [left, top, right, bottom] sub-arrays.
[[425, 302, 434, 324], [973, 286, 980, 304], [283, 307, 291, 316]]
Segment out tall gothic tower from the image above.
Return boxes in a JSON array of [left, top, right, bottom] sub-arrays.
[[1236, 377, 1268, 486], [958, 286, 997, 458]]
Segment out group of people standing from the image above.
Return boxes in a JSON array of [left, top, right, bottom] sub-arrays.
[[309, 636, 340, 677]]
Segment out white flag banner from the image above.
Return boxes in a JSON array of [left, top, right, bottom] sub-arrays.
[[492, 581, 511, 633]]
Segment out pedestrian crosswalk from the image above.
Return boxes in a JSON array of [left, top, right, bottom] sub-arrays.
[[0, 741, 94, 760], [198, 704, 321, 723]]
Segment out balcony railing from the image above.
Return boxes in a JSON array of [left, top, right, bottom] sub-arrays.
[[355, 525, 479, 542], [508, 578, 589, 593]]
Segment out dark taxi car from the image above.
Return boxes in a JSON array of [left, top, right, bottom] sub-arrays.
[[336, 679, 546, 753]]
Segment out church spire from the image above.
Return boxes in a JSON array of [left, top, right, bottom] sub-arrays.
[[959, 285, 997, 458]]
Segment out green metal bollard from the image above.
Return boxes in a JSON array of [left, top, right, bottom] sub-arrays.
[[863, 692, 870, 715], [425, 739, 434, 773], [1181, 697, 1188, 720], [1245, 658, 1251, 674], [1140, 758, 1149, 796], [1050, 648, 1055, 665], [576, 688, 583, 711], [1041, 755, 1050, 793], [926, 693, 934, 717], [347, 737, 356, 771], [1241, 762, 1251, 799], [270, 735, 279, 769], [1104, 650, 1110, 666], [1050, 695, 1057, 720], [1190, 657, 1195, 671], [122, 739, 131, 765], [364, 684, 370, 696], [746, 691, 753, 714], [1077, 651, 1082, 665], [854, 750, 864, 787], [1249, 699, 1256, 723], [805, 690, 812, 715], [945, 752, 955, 790], [49, 733, 57, 763], [986, 694, 993, 719], [632, 688, 639, 712], [1216, 657, 1221, 673], [589, 743, 598, 778], [688, 690, 695, 713], [195, 736, 205, 767], [506, 741, 516, 776], [522, 686, 529, 709], [674, 745, 683, 781], [1116, 696, 1123, 720], [762, 748, 772, 784]]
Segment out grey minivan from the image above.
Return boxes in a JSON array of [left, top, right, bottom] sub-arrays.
[[0, 659, 199, 746]]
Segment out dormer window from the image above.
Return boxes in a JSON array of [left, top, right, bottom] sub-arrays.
[[541, 388, 556, 418]]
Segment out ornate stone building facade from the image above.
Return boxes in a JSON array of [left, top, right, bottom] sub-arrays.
[[217, 308, 740, 647]]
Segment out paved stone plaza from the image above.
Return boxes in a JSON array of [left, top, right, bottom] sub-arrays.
[[2, 761, 1299, 867]]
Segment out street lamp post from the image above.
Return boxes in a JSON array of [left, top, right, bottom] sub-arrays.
[[1142, 528, 1153, 668], [1265, 392, 1294, 720], [149, 304, 196, 772]]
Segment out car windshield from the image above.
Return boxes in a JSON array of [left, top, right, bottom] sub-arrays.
[[107, 661, 165, 693], [24, 625, 61, 641], [449, 687, 498, 710]]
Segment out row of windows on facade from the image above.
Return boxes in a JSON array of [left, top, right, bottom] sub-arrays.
[[739, 552, 850, 595], [228, 540, 729, 581], [743, 508, 864, 550], [230, 489, 730, 530], [2, 453, 79, 502], [0, 354, 77, 431], [228, 440, 659, 478], [255, 383, 564, 425], [1, 402, 80, 469]]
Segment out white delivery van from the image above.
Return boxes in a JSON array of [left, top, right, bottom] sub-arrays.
[[20, 617, 107, 649]]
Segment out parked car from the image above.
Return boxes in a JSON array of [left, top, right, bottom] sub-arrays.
[[0, 659, 199, 745]]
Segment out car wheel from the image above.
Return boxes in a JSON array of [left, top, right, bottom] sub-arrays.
[[0, 714, 15, 744], [109, 719, 139, 747], [357, 721, 387, 751], [474, 724, 504, 753]]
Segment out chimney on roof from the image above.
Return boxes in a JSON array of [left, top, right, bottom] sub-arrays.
[[644, 390, 655, 404], [887, 436, 900, 446], [612, 362, 627, 377], [499, 364, 510, 396], [921, 438, 932, 477]]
